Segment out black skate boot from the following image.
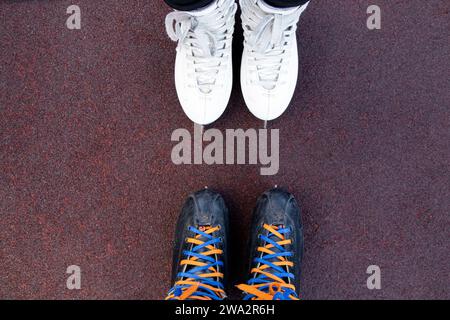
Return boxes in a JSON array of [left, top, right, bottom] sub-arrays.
[[166, 188, 229, 300], [237, 188, 304, 300]]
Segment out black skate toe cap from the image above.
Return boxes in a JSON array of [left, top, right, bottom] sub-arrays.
[[185, 189, 228, 226], [255, 188, 301, 227]]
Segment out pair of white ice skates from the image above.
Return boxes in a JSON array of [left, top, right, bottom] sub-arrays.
[[165, 0, 310, 125]]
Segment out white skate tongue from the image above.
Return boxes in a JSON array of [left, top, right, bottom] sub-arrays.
[[188, 0, 219, 16], [189, 0, 229, 93], [257, 0, 299, 15]]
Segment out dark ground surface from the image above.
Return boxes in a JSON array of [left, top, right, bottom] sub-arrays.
[[0, 0, 449, 300]]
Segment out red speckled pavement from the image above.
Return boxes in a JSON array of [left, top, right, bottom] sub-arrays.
[[0, 0, 449, 300]]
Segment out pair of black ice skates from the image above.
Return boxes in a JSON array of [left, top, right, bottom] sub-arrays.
[[166, 187, 304, 300]]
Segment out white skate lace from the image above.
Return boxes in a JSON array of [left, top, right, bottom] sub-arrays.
[[165, 0, 237, 94], [241, 0, 303, 90]]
